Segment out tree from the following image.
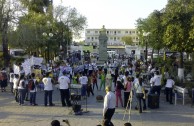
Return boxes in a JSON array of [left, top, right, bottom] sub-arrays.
[[162, 0, 194, 81], [53, 5, 87, 38], [121, 36, 133, 45], [0, 0, 22, 67]]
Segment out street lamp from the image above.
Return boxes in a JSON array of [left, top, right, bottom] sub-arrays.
[[143, 32, 150, 71], [43, 32, 53, 63]]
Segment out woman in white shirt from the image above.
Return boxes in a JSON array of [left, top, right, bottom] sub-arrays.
[[18, 74, 26, 105], [134, 77, 146, 113], [13, 74, 19, 102]]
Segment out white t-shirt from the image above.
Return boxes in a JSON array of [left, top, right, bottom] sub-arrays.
[[42, 77, 53, 90], [13, 78, 19, 89], [79, 76, 88, 85], [58, 76, 70, 89], [153, 75, 162, 86], [18, 79, 25, 89], [103, 91, 116, 116], [165, 79, 175, 88]]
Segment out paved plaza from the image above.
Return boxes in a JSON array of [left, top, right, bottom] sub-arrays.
[[0, 85, 194, 126]]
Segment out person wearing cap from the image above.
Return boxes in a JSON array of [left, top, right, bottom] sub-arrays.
[[103, 85, 116, 122]]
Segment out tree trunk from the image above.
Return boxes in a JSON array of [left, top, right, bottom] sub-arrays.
[[2, 19, 10, 68], [178, 52, 184, 85]]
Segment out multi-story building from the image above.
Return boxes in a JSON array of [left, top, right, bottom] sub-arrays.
[[85, 28, 139, 46]]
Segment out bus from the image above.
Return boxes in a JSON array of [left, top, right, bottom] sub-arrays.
[[9, 49, 28, 58]]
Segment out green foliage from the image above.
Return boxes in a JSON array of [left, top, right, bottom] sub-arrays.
[[121, 36, 133, 45], [162, 0, 194, 53]]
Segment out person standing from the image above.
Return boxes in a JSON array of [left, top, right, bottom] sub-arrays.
[[100, 72, 106, 91], [29, 73, 38, 106], [134, 78, 146, 113], [58, 71, 72, 107], [106, 70, 112, 89], [123, 77, 132, 108], [150, 71, 162, 96], [13, 74, 19, 102], [18, 74, 26, 105], [103, 86, 116, 122], [165, 76, 175, 104], [115, 79, 123, 107], [87, 74, 94, 97], [9, 69, 14, 93], [42, 72, 55, 106], [0, 68, 8, 92], [79, 73, 88, 98], [92, 72, 98, 91]]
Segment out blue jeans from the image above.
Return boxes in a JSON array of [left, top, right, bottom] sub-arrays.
[[44, 90, 53, 106], [81, 85, 87, 96], [18, 89, 25, 105], [30, 92, 37, 105]]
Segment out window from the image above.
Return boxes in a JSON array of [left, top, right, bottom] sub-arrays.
[[125, 31, 128, 34], [129, 31, 131, 34], [107, 31, 109, 34], [114, 37, 116, 41], [87, 37, 90, 39], [87, 31, 90, 33], [95, 37, 98, 39], [118, 31, 121, 34], [110, 37, 113, 40], [114, 31, 116, 35], [117, 37, 120, 40], [95, 31, 98, 34]]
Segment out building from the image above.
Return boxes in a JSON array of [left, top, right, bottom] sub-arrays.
[[85, 28, 139, 54], [85, 28, 139, 46]]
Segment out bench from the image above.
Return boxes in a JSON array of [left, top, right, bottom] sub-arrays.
[[174, 86, 188, 105]]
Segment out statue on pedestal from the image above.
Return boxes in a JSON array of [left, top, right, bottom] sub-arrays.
[[98, 25, 108, 64]]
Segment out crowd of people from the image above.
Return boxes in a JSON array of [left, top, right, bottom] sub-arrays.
[[0, 56, 176, 126]]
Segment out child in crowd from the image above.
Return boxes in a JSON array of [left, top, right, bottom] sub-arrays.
[[100, 71, 106, 91], [115, 79, 123, 107], [92, 72, 98, 90], [87, 74, 94, 97]]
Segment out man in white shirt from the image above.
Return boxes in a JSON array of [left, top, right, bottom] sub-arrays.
[[103, 86, 116, 121], [42, 72, 55, 106], [79, 73, 88, 97], [165, 76, 175, 104], [150, 71, 162, 96], [58, 71, 72, 107]]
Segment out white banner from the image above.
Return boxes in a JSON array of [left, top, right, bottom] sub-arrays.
[[30, 56, 43, 66], [22, 59, 31, 75], [13, 64, 20, 75]]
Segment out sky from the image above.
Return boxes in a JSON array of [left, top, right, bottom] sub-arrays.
[[53, 0, 168, 40]]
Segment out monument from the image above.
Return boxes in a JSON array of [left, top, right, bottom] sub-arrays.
[[98, 25, 108, 64]]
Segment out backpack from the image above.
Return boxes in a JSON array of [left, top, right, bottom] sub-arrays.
[[28, 79, 35, 90]]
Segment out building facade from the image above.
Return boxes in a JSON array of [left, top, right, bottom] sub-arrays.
[[85, 28, 139, 46]]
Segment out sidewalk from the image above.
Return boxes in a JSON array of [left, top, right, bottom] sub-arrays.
[[0, 87, 194, 126]]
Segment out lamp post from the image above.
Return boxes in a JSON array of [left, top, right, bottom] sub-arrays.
[[43, 32, 53, 63], [143, 32, 150, 71]]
